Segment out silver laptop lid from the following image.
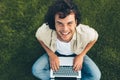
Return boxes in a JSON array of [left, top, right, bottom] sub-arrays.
[[59, 57, 74, 66]]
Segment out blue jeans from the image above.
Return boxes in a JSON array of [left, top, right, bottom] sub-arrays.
[[32, 53, 101, 80]]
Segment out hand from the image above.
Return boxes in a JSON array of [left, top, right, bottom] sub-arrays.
[[49, 54, 59, 71], [73, 55, 84, 71]]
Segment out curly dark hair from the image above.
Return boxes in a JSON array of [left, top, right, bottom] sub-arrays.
[[44, 0, 81, 30]]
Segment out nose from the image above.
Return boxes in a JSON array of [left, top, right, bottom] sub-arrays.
[[63, 25, 68, 31]]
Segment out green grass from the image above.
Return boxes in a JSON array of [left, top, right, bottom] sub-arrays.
[[0, 0, 120, 80]]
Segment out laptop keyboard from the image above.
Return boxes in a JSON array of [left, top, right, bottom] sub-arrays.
[[53, 66, 79, 76]]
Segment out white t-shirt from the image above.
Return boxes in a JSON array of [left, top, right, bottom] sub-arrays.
[[56, 39, 73, 55]]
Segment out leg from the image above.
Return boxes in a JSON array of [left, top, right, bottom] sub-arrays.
[[81, 55, 101, 80], [32, 54, 50, 80]]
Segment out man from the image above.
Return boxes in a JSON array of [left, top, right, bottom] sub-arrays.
[[32, 0, 101, 80]]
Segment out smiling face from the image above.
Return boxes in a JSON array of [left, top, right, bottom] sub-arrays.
[[55, 12, 77, 42]]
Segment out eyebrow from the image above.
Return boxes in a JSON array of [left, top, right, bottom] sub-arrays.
[[56, 21, 62, 24], [56, 20, 73, 24]]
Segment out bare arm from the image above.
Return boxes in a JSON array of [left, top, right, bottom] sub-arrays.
[[39, 40, 59, 71], [73, 40, 97, 71]]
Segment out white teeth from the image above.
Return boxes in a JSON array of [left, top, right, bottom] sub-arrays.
[[62, 32, 69, 35]]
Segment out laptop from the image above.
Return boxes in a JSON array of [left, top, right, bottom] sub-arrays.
[[50, 57, 81, 80]]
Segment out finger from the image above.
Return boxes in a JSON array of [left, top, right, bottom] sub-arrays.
[[51, 65, 55, 71], [53, 66, 58, 71], [51, 64, 59, 71], [75, 66, 81, 71], [56, 62, 60, 70], [73, 63, 77, 70], [74, 65, 78, 71], [50, 63, 56, 71], [54, 63, 60, 71], [73, 64, 82, 71], [50, 61, 59, 71]]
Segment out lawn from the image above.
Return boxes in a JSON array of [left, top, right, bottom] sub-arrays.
[[0, 0, 120, 80]]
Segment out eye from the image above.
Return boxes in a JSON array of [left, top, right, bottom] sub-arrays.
[[57, 22, 62, 25], [56, 21, 63, 27], [68, 22, 72, 26]]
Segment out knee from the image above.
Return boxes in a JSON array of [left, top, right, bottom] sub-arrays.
[[91, 69, 101, 80], [32, 65, 50, 80], [32, 64, 43, 77], [32, 65, 38, 76], [32, 65, 44, 80]]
